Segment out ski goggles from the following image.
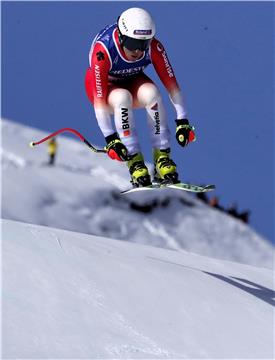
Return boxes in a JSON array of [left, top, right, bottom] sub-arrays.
[[122, 35, 151, 51]]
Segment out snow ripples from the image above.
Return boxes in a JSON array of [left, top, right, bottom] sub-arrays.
[[1, 149, 28, 169]]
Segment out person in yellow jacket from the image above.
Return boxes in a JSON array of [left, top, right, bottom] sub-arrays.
[[47, 138, 58, 165]]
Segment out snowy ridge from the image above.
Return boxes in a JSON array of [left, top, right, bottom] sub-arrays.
[[2, 119, 274, 358], [1, 118, 273, 268], [2, 219, 274, 359]]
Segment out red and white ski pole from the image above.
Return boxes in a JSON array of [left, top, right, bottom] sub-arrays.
[[29, 128, 107, 154]]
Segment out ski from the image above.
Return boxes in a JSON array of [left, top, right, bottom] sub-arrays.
[[121, 182, 215, 195]]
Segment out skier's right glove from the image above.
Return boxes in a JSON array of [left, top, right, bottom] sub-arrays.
[[104, 133, 129, 161], [175, 119, 196, 147]]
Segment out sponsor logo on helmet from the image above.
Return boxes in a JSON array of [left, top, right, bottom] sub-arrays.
[[133, 30, 152, 35], [121, 19, 128, 32]]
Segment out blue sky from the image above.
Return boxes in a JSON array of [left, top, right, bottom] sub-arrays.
[[2, 1, 274, 243]]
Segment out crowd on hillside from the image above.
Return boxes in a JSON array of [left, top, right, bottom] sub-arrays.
[[196, 192, 250, 224]]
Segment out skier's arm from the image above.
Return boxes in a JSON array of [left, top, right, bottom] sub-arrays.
[[150, 38, 187, 119], [89, 42, 115, 137], [150, 38, 196, 147]]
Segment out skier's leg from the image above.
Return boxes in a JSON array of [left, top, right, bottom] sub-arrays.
[[107, 87, 139, 156], [136, 81, 170, 149], [49, 154, 55, 166], [107, 87, 151, 186], [134, 78, 179, 183]]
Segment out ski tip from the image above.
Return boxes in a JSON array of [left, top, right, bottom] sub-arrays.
[[204, 184, 216, 191], [29, 142, 35, 148], [121, 188, 151, 195], [121, 185, 159, 194]]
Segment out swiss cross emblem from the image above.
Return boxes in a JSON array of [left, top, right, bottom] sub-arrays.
[[96, 51, 105, 61]]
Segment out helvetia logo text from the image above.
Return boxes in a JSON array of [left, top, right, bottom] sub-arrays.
[[154, 112, 160, 135]]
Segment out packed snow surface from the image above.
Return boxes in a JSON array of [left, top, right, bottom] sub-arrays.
[[3, 219, 274, 359], [1, 119, 274, 358]]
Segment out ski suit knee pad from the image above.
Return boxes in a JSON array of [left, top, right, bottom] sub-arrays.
[[108, 88, 133, 109], [137, 82, 161, 108]]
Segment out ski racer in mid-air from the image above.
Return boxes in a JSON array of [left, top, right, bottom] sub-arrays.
[[85, 7, 196, 187]]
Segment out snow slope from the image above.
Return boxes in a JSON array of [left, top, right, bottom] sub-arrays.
[[2, 219, 274, 359], [1, 118, 273, 268]]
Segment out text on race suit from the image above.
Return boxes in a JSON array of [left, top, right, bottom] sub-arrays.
[[94, 64, 103, 98]]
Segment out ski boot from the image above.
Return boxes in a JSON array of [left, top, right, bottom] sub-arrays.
[[153, 148, 180, 185], [127, 152, 152, 188]]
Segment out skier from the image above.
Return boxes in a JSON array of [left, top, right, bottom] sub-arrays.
[[47, 138, 57, 166], [85, 7, 196, 187]]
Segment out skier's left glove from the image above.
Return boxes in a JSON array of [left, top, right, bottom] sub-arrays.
[[175, 119, 196, 147], [104, 132, 129, 161]]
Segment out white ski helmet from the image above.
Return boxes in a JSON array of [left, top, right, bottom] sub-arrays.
[[118, 8, 156, 51]]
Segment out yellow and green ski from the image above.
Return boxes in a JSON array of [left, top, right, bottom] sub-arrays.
[[121, 182, 215, 195]]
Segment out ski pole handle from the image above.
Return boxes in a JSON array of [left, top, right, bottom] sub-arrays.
[[29, 127, 106, 154]]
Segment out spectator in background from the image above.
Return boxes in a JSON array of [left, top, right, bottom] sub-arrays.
[[47, 138, 57, 166], [227, 202, 238, 218], [197, 192, 251, 224], [238, 210, 250, 224], [209, 196, 224, 211], [227, 202, 250, 224]]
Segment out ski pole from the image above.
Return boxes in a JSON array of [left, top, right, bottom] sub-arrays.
[[29, 127, 107, 154]]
